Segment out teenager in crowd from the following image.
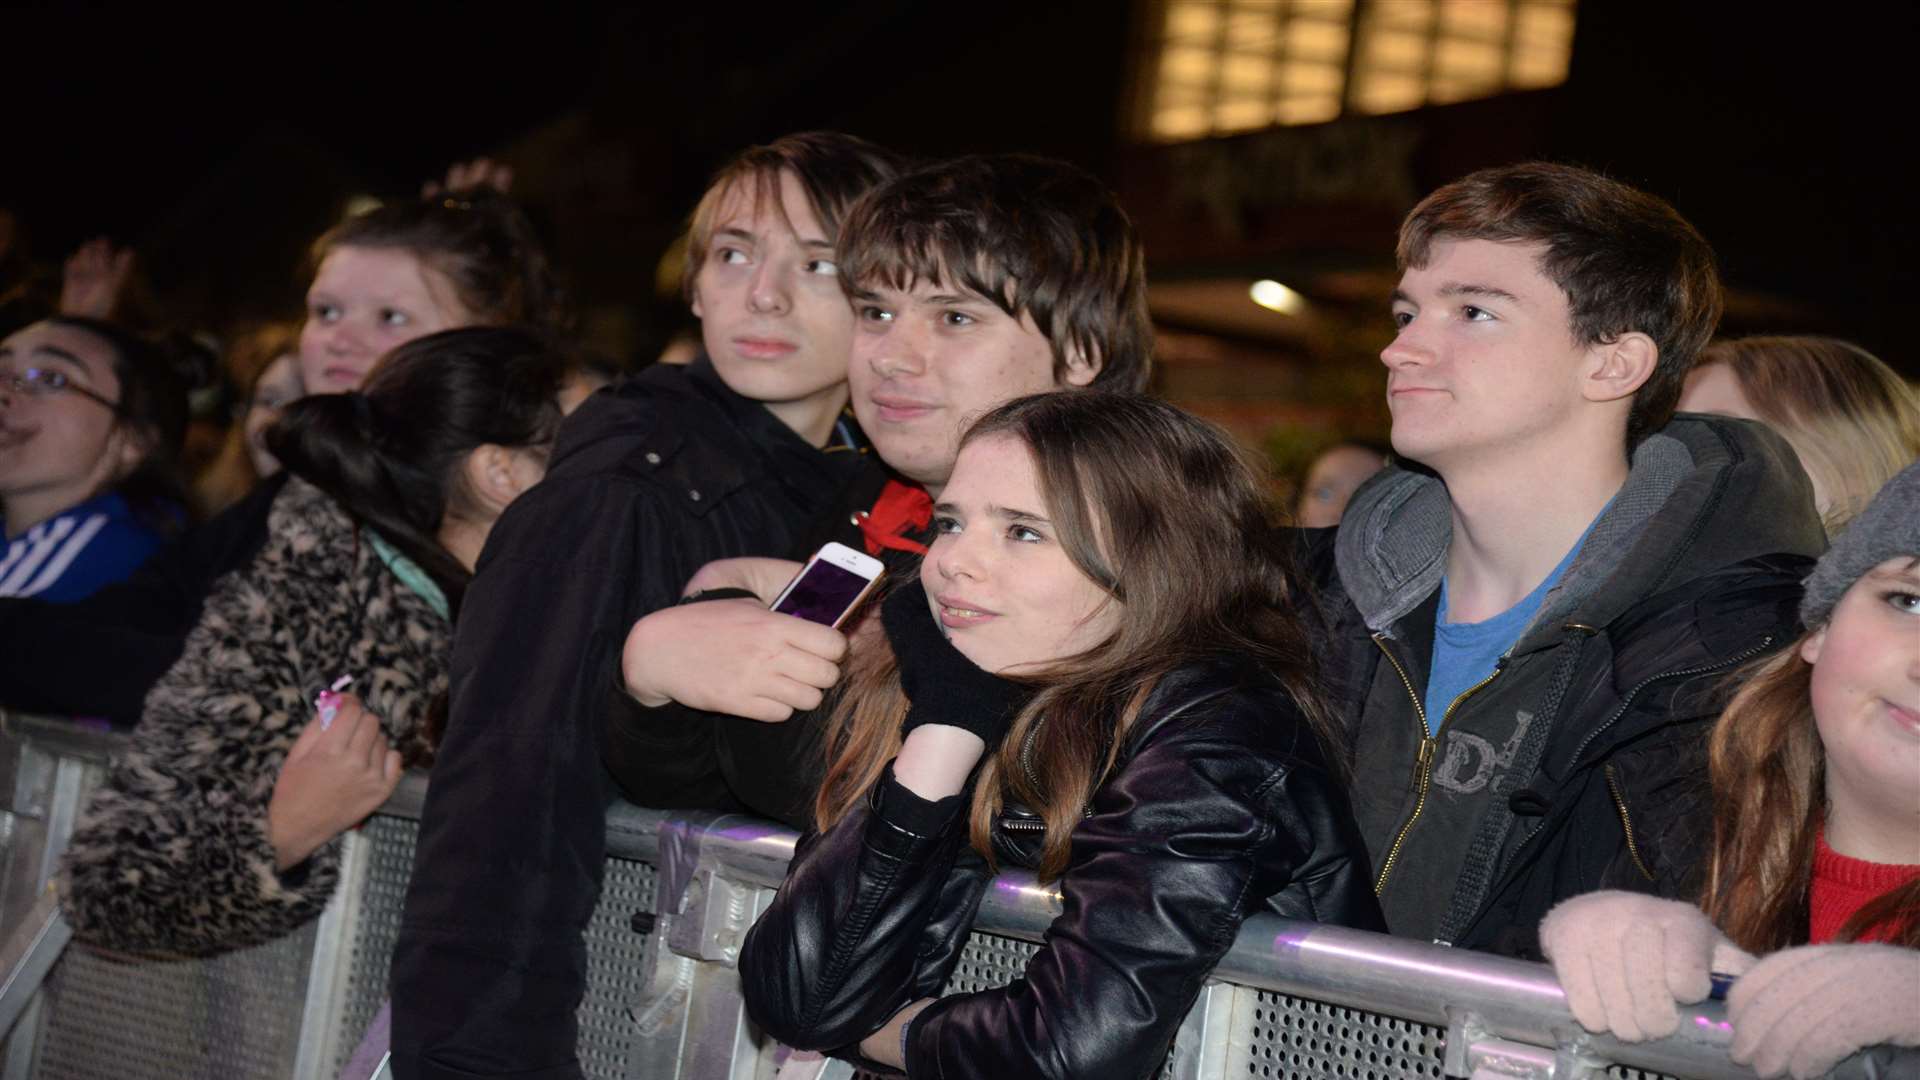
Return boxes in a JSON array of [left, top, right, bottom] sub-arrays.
[[1, 316, 188, 601], [389, 132, 902, 1078], [195, 320, 304, 513], [741, 391, 1381, 1077], [1314, 163, 1826, 955], [1295, 438, 1389, 529], [1678, 335, 1920, 535], [59, 326, 568, 956], [1541, 461, 1919, 1080], [0, 186, 566, 720], [611, 153, 1154, 829]]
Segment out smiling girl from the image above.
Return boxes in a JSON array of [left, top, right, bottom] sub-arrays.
[[0, 316, 187, 600], [1541, 460, 1920, 1079], [740, 391, 1382, 1078]]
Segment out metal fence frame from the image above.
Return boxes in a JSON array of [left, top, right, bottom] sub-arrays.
[[3, 713, 1911, 1080]]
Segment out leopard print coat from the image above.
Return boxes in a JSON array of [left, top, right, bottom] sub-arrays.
[[58, 478, 450, 957]]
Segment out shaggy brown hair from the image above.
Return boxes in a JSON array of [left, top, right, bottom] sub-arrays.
[[1399, 162, 1722, 449]]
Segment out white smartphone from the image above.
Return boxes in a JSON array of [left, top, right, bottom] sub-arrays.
[[769, 542, 885, 628]]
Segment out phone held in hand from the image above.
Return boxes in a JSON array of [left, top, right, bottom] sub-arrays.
[[771, 542, 885, 628]]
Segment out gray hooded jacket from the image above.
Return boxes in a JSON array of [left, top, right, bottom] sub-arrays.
[[1315, 414, 1825, 953]]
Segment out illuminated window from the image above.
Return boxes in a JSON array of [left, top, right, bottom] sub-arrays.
[[1139, 0, 1577, 142]]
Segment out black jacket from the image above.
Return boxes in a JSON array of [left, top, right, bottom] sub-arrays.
[[390, 360, 877, 1080], [739, 660, 1384, 1079], [605, 467, 929, 827], [0, 473, 284, 722], [1313, 415, 1824, 954]]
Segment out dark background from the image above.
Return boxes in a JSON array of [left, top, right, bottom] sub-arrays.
[[4, 1, 1911, 373]]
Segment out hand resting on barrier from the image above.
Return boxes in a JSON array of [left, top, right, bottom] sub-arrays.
[[268, 693, 403, 870], [1540, 890, 1756, 1042], [1725, 943, 1920, 1080], [620, 597, 847, 723]]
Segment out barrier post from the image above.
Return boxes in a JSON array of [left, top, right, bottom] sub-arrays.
[[627, 815, 781, 1080]]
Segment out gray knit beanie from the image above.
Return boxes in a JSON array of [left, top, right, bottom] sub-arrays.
[[1799, 459, 1920, 628]]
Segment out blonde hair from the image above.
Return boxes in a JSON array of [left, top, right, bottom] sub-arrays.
[[1696, 336, 1920, 534]]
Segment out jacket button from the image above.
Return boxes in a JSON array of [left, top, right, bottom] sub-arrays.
[[689, 489, 702, 502], [645, 452, 661, 465]]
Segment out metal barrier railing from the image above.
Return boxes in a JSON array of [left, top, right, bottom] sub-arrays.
[[3, 712, 1912, 1080]]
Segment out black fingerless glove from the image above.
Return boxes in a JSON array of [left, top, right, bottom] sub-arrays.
[[880, 579, 1036, 749]]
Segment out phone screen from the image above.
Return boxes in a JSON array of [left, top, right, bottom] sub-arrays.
[[773, 559, 874, 626]]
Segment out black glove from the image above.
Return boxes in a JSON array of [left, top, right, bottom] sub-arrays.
[[880, 579, 1036, 748]]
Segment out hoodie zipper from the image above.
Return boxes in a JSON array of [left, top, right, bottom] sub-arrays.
[[1495, 633, 1779, 892], [1369, 634, 1502, 894], [1565, 634, 1776, 772], [1604, 764, 1655, 881]]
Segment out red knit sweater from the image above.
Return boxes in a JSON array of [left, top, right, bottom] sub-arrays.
[[1810, 832, 1920, 944]]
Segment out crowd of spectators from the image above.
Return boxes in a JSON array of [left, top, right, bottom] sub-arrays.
[[0, 135, 1913, 1080]]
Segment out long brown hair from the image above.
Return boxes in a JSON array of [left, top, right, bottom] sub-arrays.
[[813, 392, 1338, 880], [1702, 631, 1920, 951]]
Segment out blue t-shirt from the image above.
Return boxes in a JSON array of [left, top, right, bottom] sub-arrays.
[[0, 491, 166, 603], [1421, 517, 1600, 735]]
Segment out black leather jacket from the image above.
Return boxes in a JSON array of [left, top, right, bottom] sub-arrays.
[[739, 660, 1384, 1079]]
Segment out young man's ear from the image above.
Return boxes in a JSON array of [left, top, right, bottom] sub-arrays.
[[1058, 341, 1103, 388], [1582, 332, 1658, 404]]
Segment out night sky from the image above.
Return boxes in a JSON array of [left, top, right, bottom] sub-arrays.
[[7, 2, 1914, 369]]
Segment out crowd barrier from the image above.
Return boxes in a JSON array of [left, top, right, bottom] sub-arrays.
[[1, 712, 1912, 1080]]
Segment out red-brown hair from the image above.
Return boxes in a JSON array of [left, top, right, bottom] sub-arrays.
[[1702, 627, 1920, 951]]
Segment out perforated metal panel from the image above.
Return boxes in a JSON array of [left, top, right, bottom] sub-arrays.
[[1609, 1066, 1682, 1080], [575, 855, 657, 1078], [1235, 991, 1447, 1080], [328, 813, 420, 1075], [939, 930, 1040, 995], [329, 814, 658, 1080], [35, 923, 318, 1079]]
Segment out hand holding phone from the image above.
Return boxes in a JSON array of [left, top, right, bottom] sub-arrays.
[[770, 542, 885, 629]]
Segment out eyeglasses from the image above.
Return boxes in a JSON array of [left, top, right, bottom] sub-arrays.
[[0, 366, 120, 412]]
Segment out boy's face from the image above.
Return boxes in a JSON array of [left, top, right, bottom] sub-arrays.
[[1383, 238, 1600, 473], [848, 277, 1098, 495], [692, 170, 853, 419]]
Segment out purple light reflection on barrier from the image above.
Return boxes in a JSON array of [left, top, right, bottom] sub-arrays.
[[710, 821, 793, 846], [1266, 928, 1565, 1004]]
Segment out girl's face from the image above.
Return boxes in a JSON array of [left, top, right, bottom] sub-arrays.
[[1803, 557, 1920, 834], [0, 321, 137, 533], [298, 246, 469, 394], [921, 433, 1120, 676], [243, 352, 303, 478]]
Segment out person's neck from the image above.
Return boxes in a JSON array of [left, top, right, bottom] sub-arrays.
[[761, 385, 851, 449], [436, 517, 487, 574], [1825, 771, 1920, 866], [1436, 437, 1627, 624], [3, 486, 97, 540]]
